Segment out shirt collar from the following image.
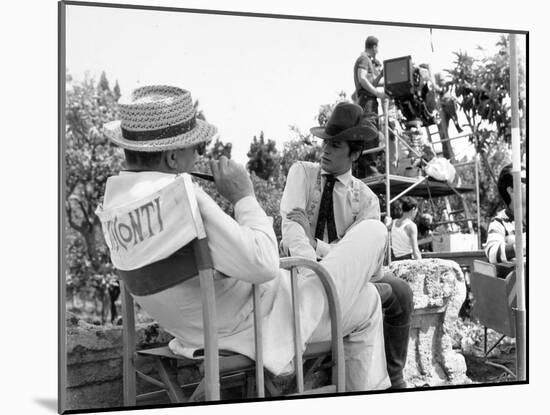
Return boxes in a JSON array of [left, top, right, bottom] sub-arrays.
[[321, 168, 352, 187]]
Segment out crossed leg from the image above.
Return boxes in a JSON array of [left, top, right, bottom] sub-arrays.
[[307, 219, 391, 391]]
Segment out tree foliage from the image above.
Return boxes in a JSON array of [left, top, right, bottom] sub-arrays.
[[207, 137, 232, 159], [444, 35, 526, 153], [246, 131, 281, 180], [433, 35, 526, 238], [280, 126, 323, 179], [65, 72, 124, 323]]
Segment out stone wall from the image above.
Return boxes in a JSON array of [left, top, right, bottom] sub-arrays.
[[65, 313, 175, 411], [387, 258, 472, 387], [64, 258, 471, 409]]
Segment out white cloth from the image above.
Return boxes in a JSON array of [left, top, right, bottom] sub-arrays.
[[391, 219, 413, 258], [280, 161, 380, 261], [280, 162, 390, 390]]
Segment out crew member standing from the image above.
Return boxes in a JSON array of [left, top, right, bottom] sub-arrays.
[[353, 35, 387, 127], [353, 35, 387, 177]]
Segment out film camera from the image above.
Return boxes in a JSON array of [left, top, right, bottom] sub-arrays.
[[383, 56, 438, 127]]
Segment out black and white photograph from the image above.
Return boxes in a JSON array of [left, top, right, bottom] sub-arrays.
[[57, 1, 531, 413], [5, 0, 547, 414]]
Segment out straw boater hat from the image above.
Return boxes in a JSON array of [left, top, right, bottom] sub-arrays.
[[103, 85, 217, 152], [310, 102, 379, 142]]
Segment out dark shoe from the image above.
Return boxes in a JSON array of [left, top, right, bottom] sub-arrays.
[[383, 322, 411, 389]]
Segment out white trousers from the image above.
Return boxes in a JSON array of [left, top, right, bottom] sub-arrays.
[[307, 219, 390, 391]]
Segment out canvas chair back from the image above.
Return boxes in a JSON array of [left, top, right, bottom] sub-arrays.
[[97, 173, 220, 401]]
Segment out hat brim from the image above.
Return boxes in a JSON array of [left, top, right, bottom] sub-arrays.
[[103, 119, 217, 152], [310, 125, 379, 142]]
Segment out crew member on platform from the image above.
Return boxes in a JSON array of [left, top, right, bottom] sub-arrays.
[[353, 35, 388, 176]]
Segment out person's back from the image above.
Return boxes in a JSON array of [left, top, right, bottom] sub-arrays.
[[353, 51, 374, 99], [389, 197, 421, 260], [353, 35, 386, 177], [391, 218, 414, 258], [96, 86, 316, 376], [99, 171, 280, 347]]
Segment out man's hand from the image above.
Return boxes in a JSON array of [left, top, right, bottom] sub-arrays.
[[209, 156, 254, 205], [286, 208, 317, 248]]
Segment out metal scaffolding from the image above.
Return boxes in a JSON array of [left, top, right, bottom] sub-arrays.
[[361, 102, 482, 265]]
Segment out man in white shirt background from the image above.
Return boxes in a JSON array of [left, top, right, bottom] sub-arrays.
[[280, 102, 413, 389]]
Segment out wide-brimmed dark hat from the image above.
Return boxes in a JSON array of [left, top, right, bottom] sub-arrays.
[[310, 102, 379, 142], [103, 85, 217, 152]]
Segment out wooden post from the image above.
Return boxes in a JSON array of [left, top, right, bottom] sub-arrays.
[[384, 99, 392, 264], [253, 285, 265, 397], [474, 155, 482, 249], [59, 3, 67, 412], [120, 281, 137, 406], [198, 267, 221, 400], [509, 33, 526, 381], [290, 267, 304, 393]]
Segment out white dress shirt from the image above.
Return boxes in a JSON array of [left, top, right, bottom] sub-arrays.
[[280, 161, 380, 260]]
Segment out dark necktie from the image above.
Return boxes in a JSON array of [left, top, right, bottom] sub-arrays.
[[315, 174, 338, 243]]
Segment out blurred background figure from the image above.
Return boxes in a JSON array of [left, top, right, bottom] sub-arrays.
[[390, 197, 422, 260]]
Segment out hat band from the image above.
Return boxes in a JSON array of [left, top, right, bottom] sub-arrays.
[[325, 123, 350, 136], [121, 117, 196, 142]]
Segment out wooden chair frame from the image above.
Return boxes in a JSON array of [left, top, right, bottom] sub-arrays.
[[119, 174, 345, 405]]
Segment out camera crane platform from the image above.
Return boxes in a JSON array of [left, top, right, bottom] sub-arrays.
[[357, 54, 483, 256]]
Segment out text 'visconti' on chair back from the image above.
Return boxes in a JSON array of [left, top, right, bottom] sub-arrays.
[[109, 174, 344, 404]]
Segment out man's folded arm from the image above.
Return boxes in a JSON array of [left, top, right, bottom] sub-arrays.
[[280, 163, 317, 261]]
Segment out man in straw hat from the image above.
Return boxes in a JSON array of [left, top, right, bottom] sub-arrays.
[[96, 85, 389, 391], [280, 102, 413, 389]]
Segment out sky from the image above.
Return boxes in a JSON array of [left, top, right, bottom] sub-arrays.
[[65, 4, 526, 164]]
